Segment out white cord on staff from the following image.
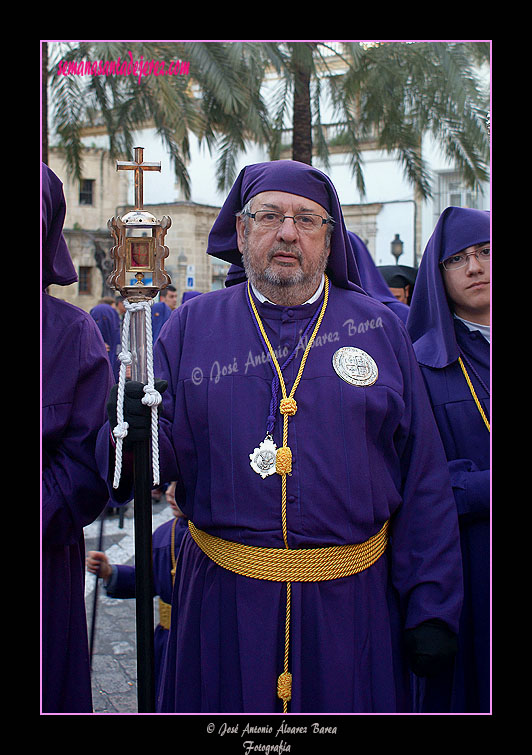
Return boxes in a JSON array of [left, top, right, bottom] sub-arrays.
[[112, 300, 162, 489]]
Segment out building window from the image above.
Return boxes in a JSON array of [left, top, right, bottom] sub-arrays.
[[436, 171, 485, 217], [78, 266, 92, 294], [79, 179, 94, 205]]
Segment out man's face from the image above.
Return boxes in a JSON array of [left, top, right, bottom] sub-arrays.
[[165, 289, 178, 309], [441, 242, 490, 322], [390, 286, 410, 304], [236, 191, 331, 303]]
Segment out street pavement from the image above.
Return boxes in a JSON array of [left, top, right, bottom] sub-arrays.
[[83, 498, 172, 714]]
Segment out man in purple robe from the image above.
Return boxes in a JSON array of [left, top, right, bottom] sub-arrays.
[[42, 164, 114, 712], [407, 206, 490, 712], [101, 160, 462, 713], [151, 300, 172, 341]]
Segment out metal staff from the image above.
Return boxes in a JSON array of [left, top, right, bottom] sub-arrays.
[[107, 148, 172, 713]]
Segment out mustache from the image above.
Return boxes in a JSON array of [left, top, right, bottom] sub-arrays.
[[267, 244, 302, 263]]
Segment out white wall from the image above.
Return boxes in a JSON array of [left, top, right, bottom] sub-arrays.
[[81, 123, 489, 268]]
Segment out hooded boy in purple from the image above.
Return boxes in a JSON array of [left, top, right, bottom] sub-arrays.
[[100, 160, 463, 713], [42, 164, 114, 712], [407, 206, 490, 712]]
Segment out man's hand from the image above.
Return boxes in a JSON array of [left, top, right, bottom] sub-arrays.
[[404, 620, 458, 677], [107, 379, 168, 447]]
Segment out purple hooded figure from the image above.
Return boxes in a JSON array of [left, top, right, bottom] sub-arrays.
[[42, 164, 114, 712], [90, 303, 121, 381], [348, 231, 411, 323], [151, 300, 172, 341], [181, 290, 202, 303], [98, 160, 463, 713], [407, 206, 490, 712]]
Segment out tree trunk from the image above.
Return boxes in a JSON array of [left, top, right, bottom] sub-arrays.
[[292, 58, 312, 165]]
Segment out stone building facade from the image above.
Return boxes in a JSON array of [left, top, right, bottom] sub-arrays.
[[46, 146, 396, 312]]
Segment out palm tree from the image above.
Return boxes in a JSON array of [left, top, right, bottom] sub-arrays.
[[46, 41, 271, 198], [45, 40, 490, 201], [261, 41, 490, 200]]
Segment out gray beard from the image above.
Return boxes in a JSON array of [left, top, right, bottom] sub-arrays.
[[242, 242, 329, 306]]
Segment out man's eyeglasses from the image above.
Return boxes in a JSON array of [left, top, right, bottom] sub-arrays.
[[244, 210, 333, 233], [441, 246, 490, 271]]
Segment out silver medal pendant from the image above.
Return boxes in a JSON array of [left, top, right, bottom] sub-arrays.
[[332, 346, 378, 386], [249, 435, 278, 478]]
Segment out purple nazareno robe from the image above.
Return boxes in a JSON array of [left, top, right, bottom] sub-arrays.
[[407, 206, 490, 712], [153, 282, 463, 713], [347, 231, 411, 324], [98, 161, 463, 713], [42, 164, 114, 712], [151, 300, 172, 342]]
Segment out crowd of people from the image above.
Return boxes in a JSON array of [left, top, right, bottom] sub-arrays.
[[42, 157, 490, 715]]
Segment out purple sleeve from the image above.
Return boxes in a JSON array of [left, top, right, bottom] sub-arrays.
[[390, 332, 464, 634], [448, 460, 490, 520], [43, 313, 114, 545], [106, 565, 137, 599]]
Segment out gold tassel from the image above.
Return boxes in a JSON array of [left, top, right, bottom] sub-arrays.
[[280, 397, 298, 416], [277, 671, 292, 702], [276, 446, 292, 475]]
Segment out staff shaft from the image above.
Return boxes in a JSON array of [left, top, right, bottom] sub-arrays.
[[133, 440, 156, 712], [130, 308, 155, 713]]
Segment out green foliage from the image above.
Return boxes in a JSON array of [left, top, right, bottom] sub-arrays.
[[46, 40, 490, 200]]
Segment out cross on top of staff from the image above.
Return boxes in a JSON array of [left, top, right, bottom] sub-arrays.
[[116, 147, 161, 210]]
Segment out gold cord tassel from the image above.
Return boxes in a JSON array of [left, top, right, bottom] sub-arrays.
[[277, 671, 292, 703], [280, 397, 298, 416], [246, 277, 331, 712], [276, 446, 292, 475]]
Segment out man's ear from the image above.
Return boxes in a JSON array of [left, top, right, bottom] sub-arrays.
[[236, 215, 247, 253]]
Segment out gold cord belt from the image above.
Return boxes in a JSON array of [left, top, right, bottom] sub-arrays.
[[188, 519, 389, 709], [188, 519, 389, 582]]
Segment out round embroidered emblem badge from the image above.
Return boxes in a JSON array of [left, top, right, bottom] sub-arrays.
[[332, 347, 378, 386]]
